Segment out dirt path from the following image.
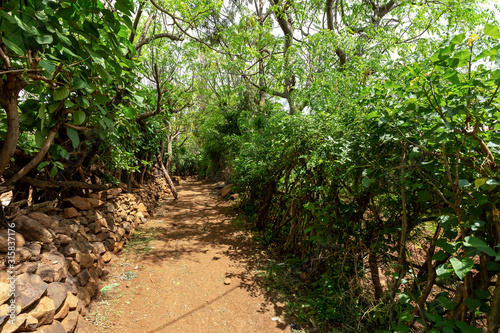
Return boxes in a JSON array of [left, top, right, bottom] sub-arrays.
[[78, 179, 291, 333]]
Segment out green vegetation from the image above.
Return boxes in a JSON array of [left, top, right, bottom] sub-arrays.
[[2, 0, 500, 331]]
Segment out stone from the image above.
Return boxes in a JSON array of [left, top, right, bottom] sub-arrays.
[[68, 196, 89, 211], [67, 261, 80, 276], [117, 228, 126, 238], [220, 184, 235, 197], [112, 241, 124, 254], [0, 230, 25, 252], [92, 242, 106, 255], [88, 268, 99, 284], [28, 212, 55, 229], [57, 234, 72, 245], [103, 239, 115, 252], [75, 252, 93, 269], [95, 232, 109, 243], [13, 216, 53, 244], [76, 287, 90, 307], [14, 261, 38, 275], [61, 244, 77, 258], [66, 293, 78, 311], [35, 320, 66, 333], [46, 282, 69, 310], [53, 296, 69, 320], [76, 270, 90, 286], [85, 281, 98, 297], [1, 313, 28, 333], [12, 246, 32, 265], [83, 198, 104, 209], [64, 276, 78, 295], [0, 283, 10, 305], [25, 243, 42, 258], [25, 315, 39, 330], [137, 203, 147, 212], [122, 222, 131, 233], [61, 310, 78, 333], [224, 278, 231, 285], [15, 273, 48, 311], [40, 252, 67, 282], [36, 264, 55, 283], [229, 193, 240, 200], [105, 202, 115, 213], [63, 208, 77, 219], [28, 296, 55, 325]]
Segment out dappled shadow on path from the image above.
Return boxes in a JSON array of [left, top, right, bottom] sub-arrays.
[[132, 179, 289, 332]]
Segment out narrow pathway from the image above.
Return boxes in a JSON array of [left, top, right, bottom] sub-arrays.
[[80, 179, 290, 332]]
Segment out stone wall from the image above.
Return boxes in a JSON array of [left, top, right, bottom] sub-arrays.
[[0, 178, 170, 333]]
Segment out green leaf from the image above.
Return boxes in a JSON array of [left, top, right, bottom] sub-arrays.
[[37, 161, 50, 171], [50, 164, 58, 178], [53, 86, 70, 101], [485, 23, 500, 39], [450, 257, 474, 280], [475, 178, 487, 188], [486, 179, 500, 185], [35, 34, 53, 44], [436, 296, 456, 310], [39, 60, 55, 75], [464, 236, 497, 256], [72, 110, 86, 126], [38, 104, 46, 129], [362, 177, 371, 187], [66, 127, 80, 149], [450, 33, 466, 45], [455, 321, 482, 333], [2, 37, 24, 56], [465, 298, 481, 311], [454, 50, 471, 61], [458, 179, 471, 188]]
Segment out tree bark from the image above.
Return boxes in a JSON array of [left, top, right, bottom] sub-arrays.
[[2, 126, 58, 186], [0, 74, 26, 177], [156, 155, 178, 199]]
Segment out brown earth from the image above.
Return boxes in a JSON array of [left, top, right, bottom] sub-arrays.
[[77, 179, 291, 333]]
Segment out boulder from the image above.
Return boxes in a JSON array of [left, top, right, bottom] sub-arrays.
[[91, 242, 106, 255], [75, 252, 93, 269], [27, 212, 55, 229], [57, 234, 72, 246], [76, 269, 90, 287], [220, 184, 235, 197], [25, 315, 39, 330], [53, 296, 69, 320], [83, 198, 104, 209], [63, 208, 77, 219], [68, 196, 89, 211], [25, 243, 42, 259], [40, 252, 67, 282], [0, 282, 10, 306], [67, 261, 80, 276], [35, 320, 66, 333], [13, 246, 32, 265], [1, 313, 28, 333], [14, 262, 38, 275], [64, 276, 78, 295], [15, 273, 48, 311], [0, 230, 25, 252], [28, 296, 55, 325], [66, 293, 78, 310], [36, 264, 55, 283], [13, 216, 53, 244], [46, 282, 69, 310], [76, 287, 90, 307], [60, 310, 78, 333]]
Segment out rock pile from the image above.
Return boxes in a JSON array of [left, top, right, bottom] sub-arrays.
[[0, 178, 170, 333]]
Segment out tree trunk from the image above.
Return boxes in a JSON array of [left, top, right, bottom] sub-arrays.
[[0, 96, 20, 176], [166, 135, 173, 174], [156, 155, 178, 199]]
